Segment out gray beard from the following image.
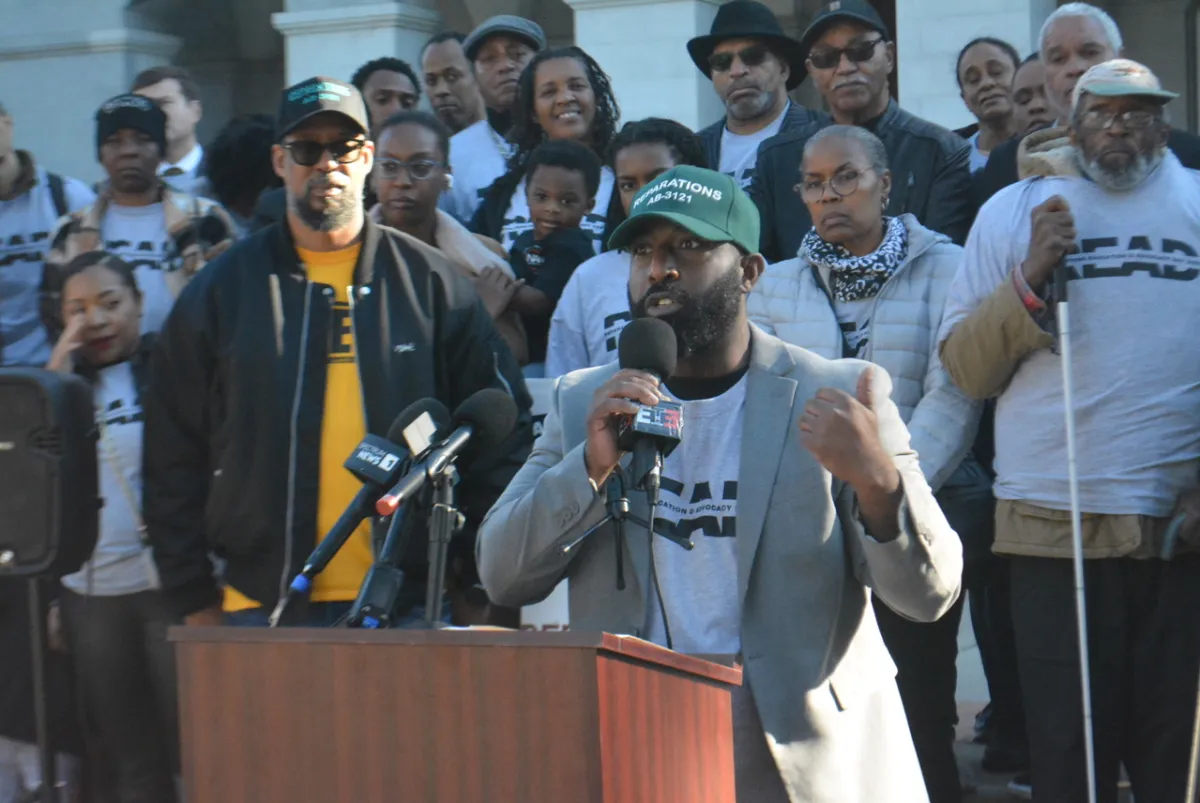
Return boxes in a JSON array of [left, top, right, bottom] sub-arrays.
[[290, 185, 358, 233], [1076, 146, 1165, 193]]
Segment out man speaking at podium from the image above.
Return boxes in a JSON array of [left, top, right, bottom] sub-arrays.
[[476, 167, 962, 803]]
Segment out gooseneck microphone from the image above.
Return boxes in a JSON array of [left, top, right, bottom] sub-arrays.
[[616, 318, 683, 508], [267, 398, 450, 627]]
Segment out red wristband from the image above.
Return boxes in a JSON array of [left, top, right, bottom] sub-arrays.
[[1012, 266, 1046, 313]]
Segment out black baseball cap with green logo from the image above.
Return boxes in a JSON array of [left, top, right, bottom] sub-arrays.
[[608, 166, 760, 254], [276, 76, 369, 141]]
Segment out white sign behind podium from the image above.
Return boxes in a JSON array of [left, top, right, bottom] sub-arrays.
[[519, 378, 570, 631]]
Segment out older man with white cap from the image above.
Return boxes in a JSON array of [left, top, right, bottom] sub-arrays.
[[939, 58, 1200, 803]]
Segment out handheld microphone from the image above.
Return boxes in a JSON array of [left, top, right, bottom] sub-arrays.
[[615, 318, 683, 506], [269, 399, 449, 626], [376, 388, 519, 516]]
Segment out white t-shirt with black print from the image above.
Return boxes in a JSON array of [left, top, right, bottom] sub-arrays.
[[445, 119, 512, 223], [62, 361, 159, 596], [101, 203, 172, 334], [0, 168, 94, 366], [545, 249, 632, 377], [643, 375, 745, 655], [718, 102, 789, 189], [834, 297, 873, 357], [499, 167, 615, 255]]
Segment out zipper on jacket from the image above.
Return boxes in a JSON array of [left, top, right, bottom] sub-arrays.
[[277, 281, 314, 606], [346, 283, 375, 557]]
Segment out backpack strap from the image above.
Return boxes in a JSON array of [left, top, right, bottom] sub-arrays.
[[47, 172, 67, 218]]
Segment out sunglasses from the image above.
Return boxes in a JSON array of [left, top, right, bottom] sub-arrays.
[[807, 37, 884, 71], [707, 44, 771, 73], [282, 139, 366, 167], [375, 158, 444, 181]]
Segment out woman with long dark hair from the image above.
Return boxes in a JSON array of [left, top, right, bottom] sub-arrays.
[[545, 117, 707, 376], [46, 251, 178, 803], [470, 46, 620, 253]]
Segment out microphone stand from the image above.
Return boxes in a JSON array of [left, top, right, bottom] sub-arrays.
[[560, 469, 693, 590], [424, 466, 464, 628]]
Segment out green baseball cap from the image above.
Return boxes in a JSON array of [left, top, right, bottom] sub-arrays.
[[608, 166, 760, 255]]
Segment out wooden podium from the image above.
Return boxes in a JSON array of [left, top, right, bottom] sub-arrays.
[[170, 628, 742, 803]]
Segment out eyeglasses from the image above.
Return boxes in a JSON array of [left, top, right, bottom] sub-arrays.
[[375, 158, 444, 181], [795, 168, 876, 203], [707, 44, 770, 73], [282, 139, 366, 167], [1076, 108, 1160, 131], [807, 37, 884, 71]]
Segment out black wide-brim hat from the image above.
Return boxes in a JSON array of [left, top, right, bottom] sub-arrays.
[[687, 0, 807, 90]]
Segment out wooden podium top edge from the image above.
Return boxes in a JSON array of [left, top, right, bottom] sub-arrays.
[[169, 627, 743, 686]]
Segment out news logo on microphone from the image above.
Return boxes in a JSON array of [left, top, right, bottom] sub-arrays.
[[617, 399, 683, 457]]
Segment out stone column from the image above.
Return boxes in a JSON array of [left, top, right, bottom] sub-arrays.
[[272, 1, 441, 87], [0, 22, 180, 183], [895, 0, 1056, 129], [564, 0, 725, 131]]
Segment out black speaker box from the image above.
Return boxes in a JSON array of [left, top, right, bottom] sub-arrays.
[[0, 368, 99, 577]]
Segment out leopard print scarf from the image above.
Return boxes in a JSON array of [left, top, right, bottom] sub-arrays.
[[799, 216, 908, 302]]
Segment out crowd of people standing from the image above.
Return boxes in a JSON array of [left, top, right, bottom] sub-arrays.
[[1, 1, 1198, 802]]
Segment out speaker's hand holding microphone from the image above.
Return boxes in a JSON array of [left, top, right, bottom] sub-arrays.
[[585, 318, 681, 490], [584, 370, 667, 485]]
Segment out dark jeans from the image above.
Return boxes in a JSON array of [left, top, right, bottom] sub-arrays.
[[874, 593, 964, 803], [961, 496, 1026, 748], [60, 589, 178, 803], [873, 467, 996, 803], [1011, 554, 1200, 803]]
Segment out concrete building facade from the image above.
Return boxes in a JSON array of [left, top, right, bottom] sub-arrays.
[[0, 0, 1196, 184]]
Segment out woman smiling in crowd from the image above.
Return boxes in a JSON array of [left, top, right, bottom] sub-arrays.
[[470, 46, 620, 253]]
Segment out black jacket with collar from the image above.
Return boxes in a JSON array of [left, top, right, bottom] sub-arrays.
[[695, 102, 828, 175], [143, 215, 534, 618], [750, 100, 974, 263]]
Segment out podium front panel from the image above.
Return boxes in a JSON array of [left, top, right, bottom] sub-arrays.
[[172, 628, 738, 803]]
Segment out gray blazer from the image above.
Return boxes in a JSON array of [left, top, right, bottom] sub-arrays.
[[477, 326, 962, 803]]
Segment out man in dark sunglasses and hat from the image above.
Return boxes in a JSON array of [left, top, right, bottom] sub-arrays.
[[143, 76, 533, 631], [750, 0, 972, 264], [688, 0, 825, 188]]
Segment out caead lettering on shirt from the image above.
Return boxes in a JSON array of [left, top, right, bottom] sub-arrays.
[[633, 179, 724, 209]]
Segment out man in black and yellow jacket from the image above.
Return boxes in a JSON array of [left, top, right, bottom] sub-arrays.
[[143, 76, 532, 627]]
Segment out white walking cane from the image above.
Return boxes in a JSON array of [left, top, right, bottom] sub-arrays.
[[1054, 260, 1099, 803]]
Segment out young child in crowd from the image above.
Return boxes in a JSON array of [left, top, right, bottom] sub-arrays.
[[500, 140, 601, 373]]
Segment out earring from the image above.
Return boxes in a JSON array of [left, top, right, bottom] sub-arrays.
[[445, 174, 455, 190], [881, 196, 890, 211]]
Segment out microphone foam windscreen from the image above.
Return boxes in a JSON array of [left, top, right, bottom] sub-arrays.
[[618, 317, 678, 378], [386, 398, 451, 447], [451, 388, 519, 458]]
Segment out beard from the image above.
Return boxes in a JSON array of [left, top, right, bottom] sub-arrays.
[[1076, 145, 1165, 193], [628, 266, 744, 359], [291, 175, 359, 232], [726, 86, 776, 123]]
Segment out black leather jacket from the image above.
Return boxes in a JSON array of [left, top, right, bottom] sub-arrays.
[[750, 100, 973, 263]]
